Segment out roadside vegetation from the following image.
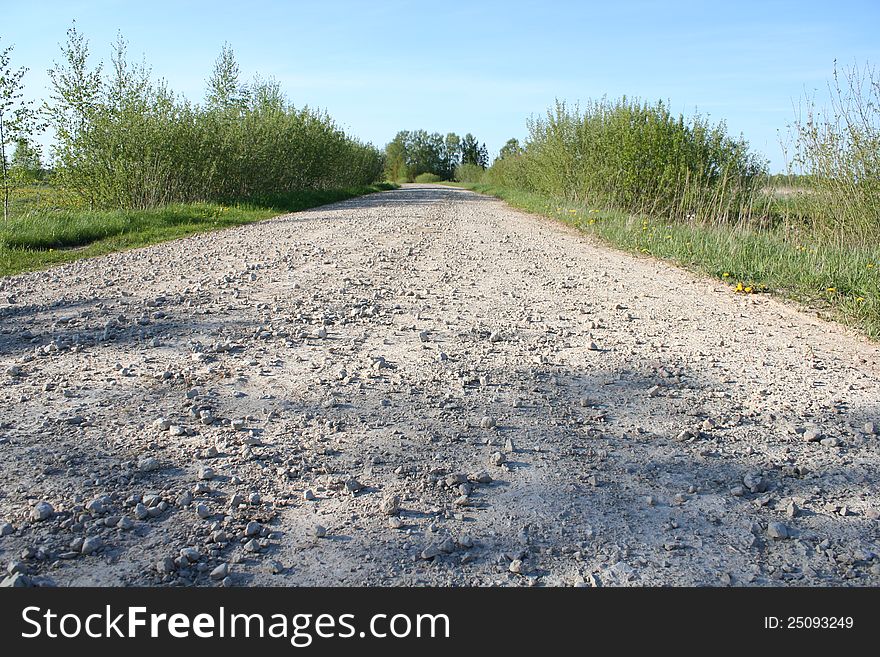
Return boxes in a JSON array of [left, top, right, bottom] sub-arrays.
[[448, 65, 879, 339], [0, 26, 387, 276]]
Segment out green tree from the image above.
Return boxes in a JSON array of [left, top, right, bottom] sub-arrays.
[[0, 37, 35, 221], [384, 131, 410, 181], [460, 133, 488, 168], [497, 138, 522, 160], [45, 23, 104, 205], [10, 138, 43, 181], [206, 42, 248, 111], [443, 132, 461, 178]]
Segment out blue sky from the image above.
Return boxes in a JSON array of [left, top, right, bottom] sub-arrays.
[[5, 0, 880, 171]]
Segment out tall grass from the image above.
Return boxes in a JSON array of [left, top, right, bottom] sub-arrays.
[[488, 98, 767, 224], [787, 61, 880, 240]]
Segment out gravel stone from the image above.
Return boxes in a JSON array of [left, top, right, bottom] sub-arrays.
[[30, 502, 53, 522], [767, 522, 790, 540]]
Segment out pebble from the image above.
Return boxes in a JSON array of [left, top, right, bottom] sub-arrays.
[[479, 416, 497, 429], [438, 537, 456, 553], [196, 504, 211, 519], [0, 522, 13, 537], [389, 516, 404, 529], [117, 517, 134, 530], [137, 456, 161, 472], [8, 561, 26, 575], [742, 472, 767, 493], [197, 466, 215, 480], [344, 478, 363, 493], [489, 452, 506, 466], [786, 501, 799, 518], [154, 417, 172, 431], [820, 437, 842, 447], [380, 494, 401, 516], [509, 559, 524, 574], [180, 547, 201, 562], [157, 557, 175, 574], [31, 502, 53, 521], [85, 498, 105, 515], [471, 470, 493, 484], [503, 437, 516, 453], [802, 429, 822, 442], [134, 503, 149, 520], [0, 573, 32, 587], [864, 421, 876, 435], [210, 563, 229, 580], [245, 521, 261, 537], [81, 536, 102, 555], [312, 524, 327, 538], [244, 539, 260, 552], [303, 489, 316, 501], [767, 522, 790, 540]]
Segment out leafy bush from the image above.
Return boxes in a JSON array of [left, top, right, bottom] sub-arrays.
[[488, 97, 766, 223], [414, 172, 442, 183], [453, 162, 484, 183], [44, 28, 383, 210]]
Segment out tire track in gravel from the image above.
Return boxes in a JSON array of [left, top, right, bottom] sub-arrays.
[[0, 184, 878, 587]]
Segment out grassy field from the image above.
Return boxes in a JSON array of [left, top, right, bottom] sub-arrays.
[[0, 183, 397, 277], [449, 182, 880, 340]]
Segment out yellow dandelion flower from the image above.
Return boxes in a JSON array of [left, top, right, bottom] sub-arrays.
[[722, 272, 730, 278], [826, 287, 836, 293]]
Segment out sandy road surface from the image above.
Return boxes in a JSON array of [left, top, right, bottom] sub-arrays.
[[1, 184, 878, 587]]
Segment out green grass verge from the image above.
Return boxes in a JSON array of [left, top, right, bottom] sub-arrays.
[[0, 183, 398, 278], [451, 182, 880, 340]]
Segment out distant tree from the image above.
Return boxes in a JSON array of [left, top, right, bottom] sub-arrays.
[[477, 142, 489, 168], [443, 132, 461, 178], [384, 131, 409, 181], [10, 138, 43, 182], [0, 37, 36, 221], [206, 43, 248, 111], [497, 138, 522, 160], [460, 133, 488, 168]]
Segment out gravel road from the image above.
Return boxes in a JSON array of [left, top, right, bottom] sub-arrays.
[[1, 183, 878, 587]]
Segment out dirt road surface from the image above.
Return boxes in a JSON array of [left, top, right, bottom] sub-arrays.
[[1, 184, 878, 587]]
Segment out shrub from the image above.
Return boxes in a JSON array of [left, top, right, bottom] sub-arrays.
[[414, 172, 442, 183], [487, 97, 766, 223], [44, 28, 383, 210], [454, 162, 484, 183]]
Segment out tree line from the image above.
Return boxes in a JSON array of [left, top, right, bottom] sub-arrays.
[[384, 129, 489, 182]]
